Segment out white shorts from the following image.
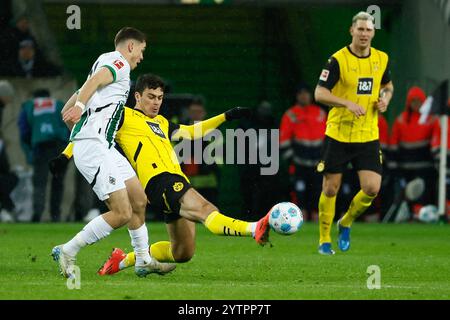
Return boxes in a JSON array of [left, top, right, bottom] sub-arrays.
[[73, 139, 136, 201]]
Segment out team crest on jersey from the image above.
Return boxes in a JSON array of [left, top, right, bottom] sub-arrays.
[[373, 61, 380, 72], [316, 161, 325, 173], [109, 176, 116, 185], [173, 182, 184, 192], [147, 122, 166, 139], [113, 59, 124, 69], [319, 69, 329, 81]]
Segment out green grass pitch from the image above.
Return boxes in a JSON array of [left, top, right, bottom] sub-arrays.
[[0, 222, 449, 300]]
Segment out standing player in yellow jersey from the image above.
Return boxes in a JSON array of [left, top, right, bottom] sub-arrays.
[[314, 12, 394, 255]]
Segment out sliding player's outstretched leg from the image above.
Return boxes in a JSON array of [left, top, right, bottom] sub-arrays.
[[254, 211, 271, 246], [181, 188, 271, 246], [98, 248, 126, 276], [98, 186, 274, 275]]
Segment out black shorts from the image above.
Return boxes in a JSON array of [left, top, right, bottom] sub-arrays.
[[317, 136, 383, 175], [145, 173, 192, 223]]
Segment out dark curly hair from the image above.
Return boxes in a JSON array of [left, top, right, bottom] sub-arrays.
[[135, 73, 166, 95]]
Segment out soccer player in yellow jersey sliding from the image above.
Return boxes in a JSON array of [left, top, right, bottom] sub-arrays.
[[51, 73, 272, 275], [314, 12, 394, 255]]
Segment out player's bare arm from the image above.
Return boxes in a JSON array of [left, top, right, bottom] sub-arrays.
[[61, 92, 78, 130], [315, 85, 366, 118], [62, 67, 114, 123], [377, 81, 394, 113]]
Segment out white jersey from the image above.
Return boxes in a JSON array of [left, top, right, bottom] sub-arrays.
[[70, 51, 130, 148]]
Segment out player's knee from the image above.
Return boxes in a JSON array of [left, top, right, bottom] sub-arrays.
[[172, 246, 195, 263], [114, 204, 133, 224], [362, 184, 379, 197], [361, 183, 380, 197], [132, 195, 147, 215], [202, 201, 218, 215], [322, 179, 340, 197], [323, 189, 337, 197], [323, 185, 339, 197], [192, 200, 218, 221]]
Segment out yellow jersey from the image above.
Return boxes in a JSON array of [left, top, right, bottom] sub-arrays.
[[63, 107, 227, 189], [115, 107, 189, 188], [318, 46, 391, 143]]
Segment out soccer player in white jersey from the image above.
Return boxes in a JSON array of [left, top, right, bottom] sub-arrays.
[[51, 27, 175, 278]]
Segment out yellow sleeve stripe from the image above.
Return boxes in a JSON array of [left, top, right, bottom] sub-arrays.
[[172, 113, 226, 140], [62, 142, 74, 159]]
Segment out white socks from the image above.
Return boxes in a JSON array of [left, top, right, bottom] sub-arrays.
[[62, 216, 151, 267], [128, 224, 152, 266], [250, 223, 257, 237], [63, 215, 113, 257]]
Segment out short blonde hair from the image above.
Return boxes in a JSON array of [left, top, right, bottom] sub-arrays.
[[352, 11, 375, 25]]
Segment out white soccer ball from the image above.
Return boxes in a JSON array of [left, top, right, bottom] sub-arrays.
[[268, 202, 303, 235], [418, 205, 439, 223]]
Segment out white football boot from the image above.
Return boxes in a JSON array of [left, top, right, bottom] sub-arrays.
[[135, 258, 176, 277], [51, 245, 77, 278]]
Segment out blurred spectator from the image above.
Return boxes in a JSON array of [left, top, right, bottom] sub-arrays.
[[18, 89, 69, 222], [389, 86, 440, 218], [11, 14, 37, 46], [0, 80, 18, 222], [0, 1, 12, 29], [238, 100, 282, 220], [180, 96, 221, 204], [0, 135, 18, 222], [0, 80, 14, 128], [0, 3, 15, 75], [6, 39, 61, 78], [279, 84, 327, 220], [431, 98, 450, 221], [0, 13, 60, 77]]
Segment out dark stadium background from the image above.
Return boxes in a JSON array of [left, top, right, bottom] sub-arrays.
[[1, 0, 448, 218]]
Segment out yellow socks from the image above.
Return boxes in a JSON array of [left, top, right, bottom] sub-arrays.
[[119, 251, 136, 269], [340, 190, 376, 227], [319, 192, 336, 245], [150, 241, 175, 262], [118, 211, 260, 269], [318, 190, 376, 244], [119, 241, 175, 269], [204, 211, 253, 236]]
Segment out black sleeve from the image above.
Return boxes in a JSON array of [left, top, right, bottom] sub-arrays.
[[381, 59, 391, 85], [317, 57, 340, 90], [168, 121, 180, 139]]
